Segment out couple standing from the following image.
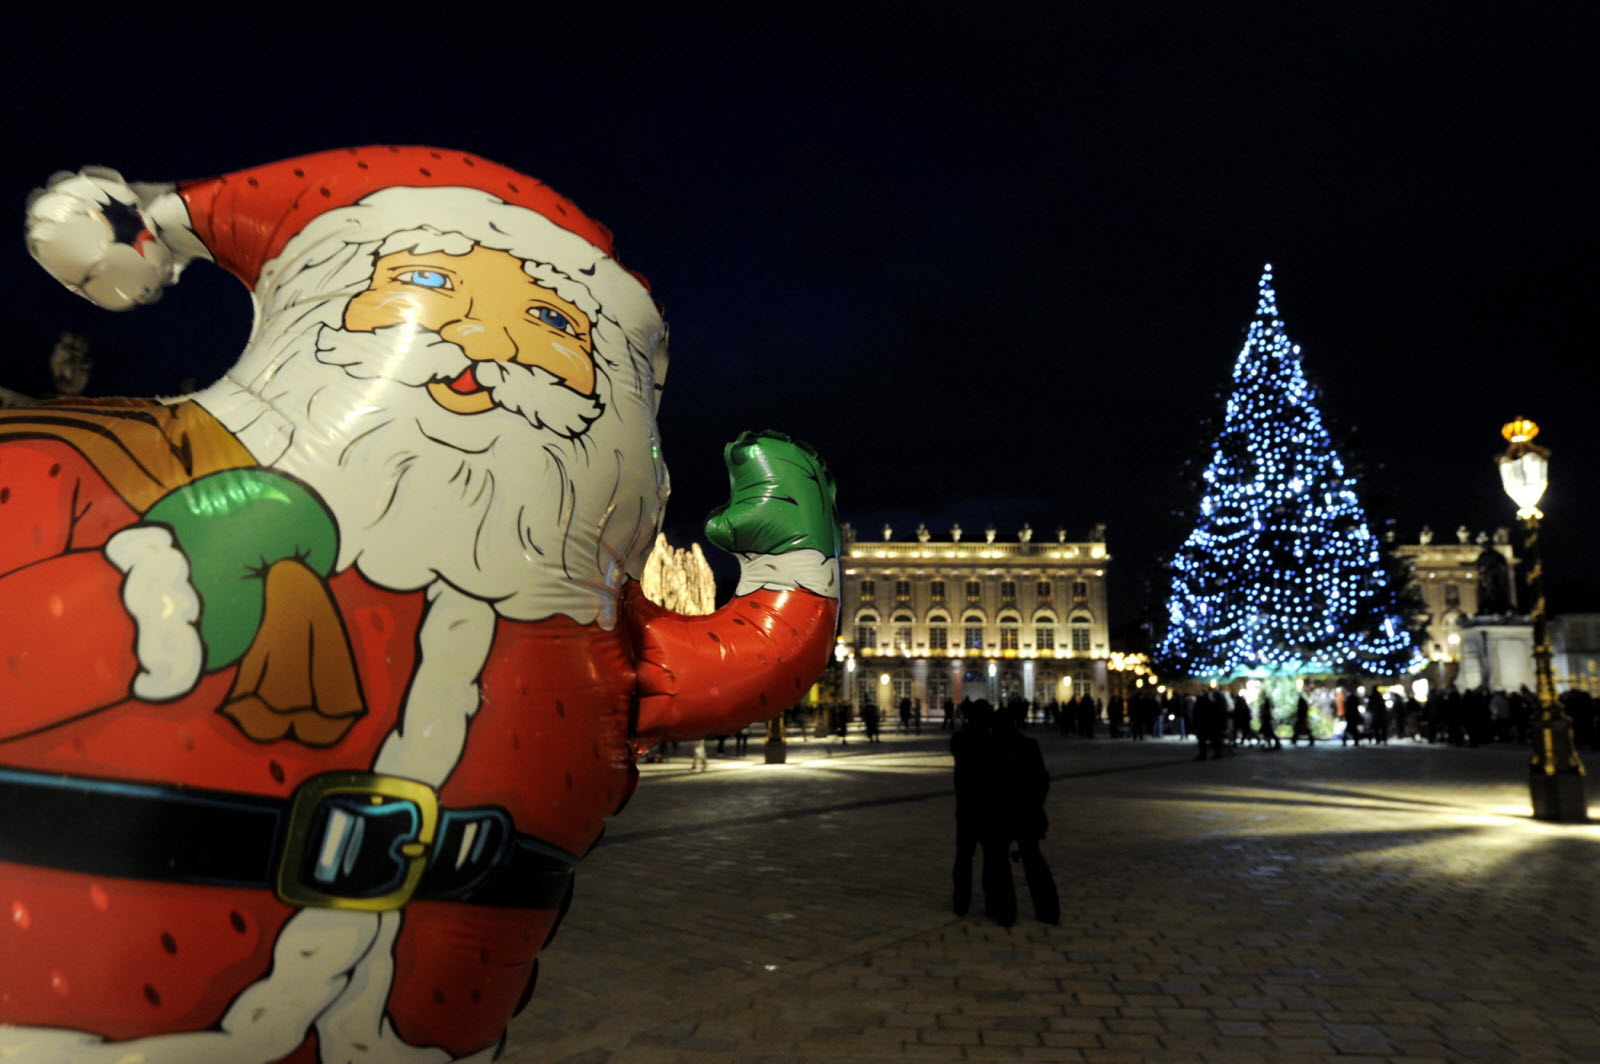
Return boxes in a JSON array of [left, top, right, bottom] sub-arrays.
[[950, 699, 1060, 926]]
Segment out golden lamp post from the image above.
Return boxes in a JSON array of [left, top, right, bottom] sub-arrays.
[[1496, 419, 1587, 822]]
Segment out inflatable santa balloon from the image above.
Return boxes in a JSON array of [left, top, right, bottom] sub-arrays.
[[1, 147, 839, 1063]]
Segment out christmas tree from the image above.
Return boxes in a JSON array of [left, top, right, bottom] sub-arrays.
[[1158, 265, 1419, 690]]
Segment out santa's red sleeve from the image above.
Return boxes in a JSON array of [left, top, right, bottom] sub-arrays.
[[623, 580, 837, 743], [0, 440, 143, 738]]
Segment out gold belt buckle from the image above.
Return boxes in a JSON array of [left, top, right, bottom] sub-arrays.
[[276, 771, 440, 912]]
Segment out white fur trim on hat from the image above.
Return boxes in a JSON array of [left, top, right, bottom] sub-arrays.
[[105, 525, 204, 701]]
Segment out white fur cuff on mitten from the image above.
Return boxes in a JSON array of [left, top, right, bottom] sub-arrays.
[[734, 549, 840, 599], [105, 525, 204, 702]]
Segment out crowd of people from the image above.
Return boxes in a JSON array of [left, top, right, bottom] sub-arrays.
[[943, 684, 1600, 753], [677, 683, 1600, 765]]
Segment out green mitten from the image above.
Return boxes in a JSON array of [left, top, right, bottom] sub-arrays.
[[142, 469, 339, 670], [704, 430, 838, 558]]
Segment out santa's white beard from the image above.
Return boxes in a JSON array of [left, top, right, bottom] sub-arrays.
[[238, 323, 661, 626]]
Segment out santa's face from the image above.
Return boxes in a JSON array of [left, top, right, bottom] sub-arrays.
[[344, 246, 597, 411], [202, 186, 670, 626]]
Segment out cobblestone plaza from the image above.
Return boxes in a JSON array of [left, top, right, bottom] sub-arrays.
[[507, 731, 1600, 1062]]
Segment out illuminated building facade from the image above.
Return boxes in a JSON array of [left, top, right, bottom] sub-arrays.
[[837, 522, 1111, 716], [1552, 615, 1600, 695], [1393, 525, 1518, 684]]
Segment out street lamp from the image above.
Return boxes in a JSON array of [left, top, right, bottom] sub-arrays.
[[1496, 418, 1586, 822]]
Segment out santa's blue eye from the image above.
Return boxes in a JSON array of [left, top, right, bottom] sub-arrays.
[[397, 270, 452, 289], [534, 307, 575, 332]]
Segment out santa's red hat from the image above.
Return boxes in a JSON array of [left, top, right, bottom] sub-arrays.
[[26, 147, 640, 310]]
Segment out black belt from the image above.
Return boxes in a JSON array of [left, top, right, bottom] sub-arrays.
[[0, 767, 576, 912]]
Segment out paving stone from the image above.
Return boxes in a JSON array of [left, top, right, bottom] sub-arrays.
[[498, 735, 1600, 1062]]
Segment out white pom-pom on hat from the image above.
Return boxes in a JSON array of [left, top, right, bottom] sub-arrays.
[[25, 167, 195, 311]]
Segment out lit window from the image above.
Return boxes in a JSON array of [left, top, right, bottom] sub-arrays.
[[1001, 625, 1019, 651], [895, 579, 912, 604], [1069, 611, 1091, 651], [930, 580, 946, 604], [1037, 626, 1055, 651], [1036, 581, 1053, 604], [965, 580, 982, 603], [860, 580, 876, 603], [1000, 580, 1017, 604], [965, 626, 984, 650], [1072, 580, 1088, 602]]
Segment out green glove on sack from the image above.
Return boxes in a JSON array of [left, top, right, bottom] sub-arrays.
[[142, 469, 339, 670]]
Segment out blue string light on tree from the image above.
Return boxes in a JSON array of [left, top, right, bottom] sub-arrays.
[[1157, 265, 1420, 696]]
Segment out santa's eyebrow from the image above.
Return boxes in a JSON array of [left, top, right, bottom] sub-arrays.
[[383, 262, 459, 276]]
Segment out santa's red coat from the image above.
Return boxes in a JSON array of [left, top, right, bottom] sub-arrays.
[[0, 436, 834, 1059]]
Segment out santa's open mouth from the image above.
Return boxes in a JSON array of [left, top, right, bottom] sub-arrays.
[[446, 365, 485, 395]]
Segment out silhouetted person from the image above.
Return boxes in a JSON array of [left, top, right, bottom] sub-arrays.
[[993, 705, 1059, 924], [1341, 691, 1364, 746], [1194, 691, 1226, 760], [1562, 689, 1597, 750], [1291, 695, 1315, 745], [1368, 693, 1390, 745], [1443, 687, 1466, 746], [1258, 694, 1281, 750], [950, 700, 1014, 925], [1391, 691, 1413, 740], [1229, 693, 1254, 747]]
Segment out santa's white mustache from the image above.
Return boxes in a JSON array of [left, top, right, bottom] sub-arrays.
[[312, 322, 605, 438]]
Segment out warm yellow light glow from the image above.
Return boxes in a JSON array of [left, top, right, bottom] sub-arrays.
[[1501, 418, 1539, 444], [879, 673, 891, 686], [1107, 651, 1153, 679], [1497, 419, 1550, 518]]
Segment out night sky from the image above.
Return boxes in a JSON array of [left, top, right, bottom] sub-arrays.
[[4, 5, 1595, 630]]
